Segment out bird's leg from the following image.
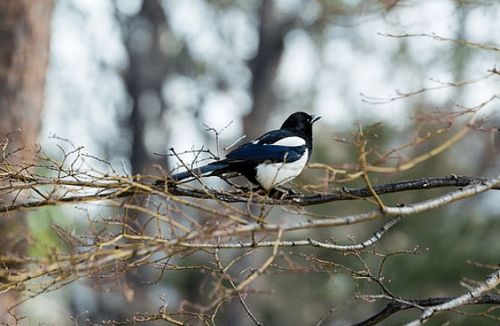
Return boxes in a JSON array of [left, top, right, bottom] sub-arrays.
[[269, 186, 299, 199]]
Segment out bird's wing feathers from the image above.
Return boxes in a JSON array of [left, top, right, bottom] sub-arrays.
[[225, 129, 307, 164], [225, 143, 306, 163]]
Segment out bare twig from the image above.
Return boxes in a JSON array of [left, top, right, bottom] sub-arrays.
[[406, 269, 500, 325]]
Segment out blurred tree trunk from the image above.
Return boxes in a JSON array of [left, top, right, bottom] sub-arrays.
[[243, 1, 293, 139], [83, 0, 172, 321], [0, 0, 54, 321], [122, 0, 170, 174], [0, 0, 53, 150], [226, 2, 295, 324]]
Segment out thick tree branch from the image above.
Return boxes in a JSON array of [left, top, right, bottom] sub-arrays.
[[406, 269, 500, 325], [354, 293, 500, 326], [1, 175, 498, 214], [152, 175, 500, 206]]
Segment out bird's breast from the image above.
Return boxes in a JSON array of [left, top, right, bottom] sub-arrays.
[[255, 149, 308, 190]]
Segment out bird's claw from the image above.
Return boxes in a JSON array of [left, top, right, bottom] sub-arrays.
[[269, 186, 300, 199]]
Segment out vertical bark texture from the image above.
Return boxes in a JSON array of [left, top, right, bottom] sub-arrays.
[[0, 0, 54, 152], [0, 0, 54, 320], [243, 1, 293, 139]]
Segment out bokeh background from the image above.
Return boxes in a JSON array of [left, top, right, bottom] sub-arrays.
[[1, 0, 499, 325]]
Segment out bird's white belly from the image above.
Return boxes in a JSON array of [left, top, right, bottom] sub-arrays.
[[255, 149, 308, 190]]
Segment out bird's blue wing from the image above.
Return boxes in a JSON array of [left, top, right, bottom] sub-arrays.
[[225, 143, 306, 163]]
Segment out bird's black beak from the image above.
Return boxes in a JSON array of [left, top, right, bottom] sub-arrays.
[[311, 115, 321, 124]]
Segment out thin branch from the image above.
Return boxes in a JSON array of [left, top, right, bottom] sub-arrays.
[[361, 72, 495, 104], [357, 124, 386, 210], [215, 246, 262, 326], [406, 269, 500, 325], [235, 229, 282, 292], [354, 293, 500, 326], [175, 216, 401, 251], [381, 32, 500, 53]]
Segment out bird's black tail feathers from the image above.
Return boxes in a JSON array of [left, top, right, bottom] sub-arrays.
[[171, 161, 229, 181], [153, 161, 229, 187]]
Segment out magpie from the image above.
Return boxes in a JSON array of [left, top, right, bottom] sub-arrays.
[[156, 111, 320, 191]]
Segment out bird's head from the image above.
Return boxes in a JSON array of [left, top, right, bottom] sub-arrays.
[[280, 111, 321, 137]]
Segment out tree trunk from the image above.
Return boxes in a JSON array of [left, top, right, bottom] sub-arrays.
[[81, 0, 172, 322], [0, 0, 54, 321], [122, 0, 170, 174], [243, 1, 293, 139], [0, 0, 54, 152]]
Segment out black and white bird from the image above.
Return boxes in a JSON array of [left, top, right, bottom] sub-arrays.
[[157, 111, 320, 191]]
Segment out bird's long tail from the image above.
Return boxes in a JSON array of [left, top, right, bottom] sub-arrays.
[[171, 161, 229, 181], [153, 161, 229, 187]]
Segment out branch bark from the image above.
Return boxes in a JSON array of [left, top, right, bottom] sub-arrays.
[[406, 269, 500, 325], [354, 293, 500, 326], [1, 174, 498, 214]]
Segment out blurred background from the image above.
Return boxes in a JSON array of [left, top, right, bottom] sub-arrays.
[[1, 0, 499, 325]]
